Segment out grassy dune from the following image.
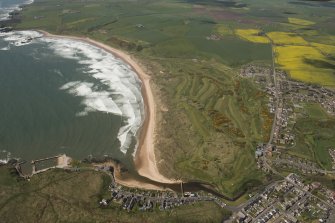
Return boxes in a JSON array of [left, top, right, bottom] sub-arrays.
[[152, 59, 269, 196]]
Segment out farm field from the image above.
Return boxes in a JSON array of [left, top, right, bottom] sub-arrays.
[[288, 17, 315, 26], [236, 28, 335, 87], [235, 29, 269, 44], [11, 0, 335, 199], [274, 45, 335, 86]]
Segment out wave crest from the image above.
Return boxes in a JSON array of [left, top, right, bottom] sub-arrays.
[[0, 31, 145, 154], [42, 37, 144, 154]]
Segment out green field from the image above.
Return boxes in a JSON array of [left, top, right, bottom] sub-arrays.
[[10, 0, 335, 199], [288, 103, 335, 170], [0, 166, 228, 222]]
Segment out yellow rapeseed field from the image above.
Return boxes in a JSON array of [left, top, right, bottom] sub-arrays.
[[311, 42, 335, 57], [235, 29, 270, 44], [267, 32, 308, 45], [275, 45, 335, 86], [288, 17, 315, 26], [233, 27, 334, 86]]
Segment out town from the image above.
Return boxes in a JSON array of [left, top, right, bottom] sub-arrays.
[[229, 174, 335, 223], [241, 64, 334, 147], [234, 64, 335, 222], [240, 64, 335, 175], [95, 165, 227, 212]]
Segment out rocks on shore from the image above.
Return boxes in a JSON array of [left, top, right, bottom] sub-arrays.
[[0, 26, 13, 33]]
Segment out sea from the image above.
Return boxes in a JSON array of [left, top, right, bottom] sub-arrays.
[[0, 0, 32, 21], [0, 4, 144, 165]]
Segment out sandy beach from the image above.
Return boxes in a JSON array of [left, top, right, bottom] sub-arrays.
[[38, 30, 178, 188], [93, 162, 165, 191]]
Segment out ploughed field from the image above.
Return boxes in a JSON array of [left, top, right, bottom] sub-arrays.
[[13, 0, 335, 198]]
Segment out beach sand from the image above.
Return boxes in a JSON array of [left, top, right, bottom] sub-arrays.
[[38, 30, 179, 188]]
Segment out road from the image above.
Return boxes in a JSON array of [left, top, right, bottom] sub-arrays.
[[251, 185, 294, 223], [286, 177, 335, 209], [266, 36, 279, 147], [273, 158, 335, 175]]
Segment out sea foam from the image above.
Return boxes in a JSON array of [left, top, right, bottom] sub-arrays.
[[41, 36, 145, 154], [0, 31, 145, 154], [0, 30, 43, 46], [0, 46, 9, 50], [0, 0, 34, 21]]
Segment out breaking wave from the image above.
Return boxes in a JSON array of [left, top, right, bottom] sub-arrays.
[[0, 0, 34, 21], [0, 30, 43, 46], [0, 31, 145, 154], [42, 36, 145, 154]]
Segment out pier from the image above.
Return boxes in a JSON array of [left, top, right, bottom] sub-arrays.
[[31, 154, 71, 175], [15, 160, 28, 179]]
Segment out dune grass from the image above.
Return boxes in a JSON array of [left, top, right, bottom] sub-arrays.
[[153, 58, 269, 197]]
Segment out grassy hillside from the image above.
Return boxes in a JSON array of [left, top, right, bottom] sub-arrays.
[[0, 166, 228, 222]]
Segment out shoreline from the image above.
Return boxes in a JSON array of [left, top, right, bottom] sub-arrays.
[[37, 30, 179, 188], [0, 0, 34, 22], [93, 161, 165, 191]]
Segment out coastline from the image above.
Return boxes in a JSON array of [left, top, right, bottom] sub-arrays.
[[94, 161, 165, 191], [0, 0, 34, 22], [37, 30, 179, 187]]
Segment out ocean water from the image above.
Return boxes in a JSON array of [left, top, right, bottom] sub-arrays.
[[0, 0, 32, 21], [0, 31, 144, 164]]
